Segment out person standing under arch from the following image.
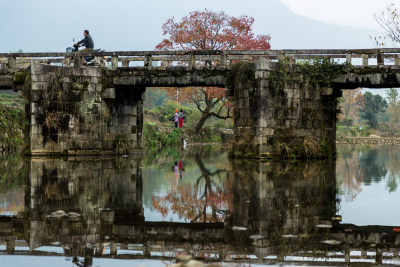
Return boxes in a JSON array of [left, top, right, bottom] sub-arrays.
[[178, 109, 185, 128]]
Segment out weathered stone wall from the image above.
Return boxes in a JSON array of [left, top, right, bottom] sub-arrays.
[[231, 160, 336, 256], [231, 58, 341, 158], [29, 62, 144, 155], [29, 157, 143, 250]]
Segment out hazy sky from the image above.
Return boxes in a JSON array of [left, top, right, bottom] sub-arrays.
[[0, 0, 391, 52], [281, 0, 391, 29]]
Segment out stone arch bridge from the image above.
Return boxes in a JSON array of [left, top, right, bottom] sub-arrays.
[[1, 49, 400, 157]]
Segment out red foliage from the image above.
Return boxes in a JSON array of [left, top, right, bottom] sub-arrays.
[[156, 9, 271, 132], [156, 9, 271, 51]]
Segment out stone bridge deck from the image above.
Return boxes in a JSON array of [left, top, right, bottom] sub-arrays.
[[1, 49, 400, 157], [2, 48, 400, 89]]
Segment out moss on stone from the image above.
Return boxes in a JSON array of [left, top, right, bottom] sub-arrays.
[[14, 70, 27, 84], [115, 134, 131, 154], [226, 61, 256, 90], [270, 58, 350, 94]]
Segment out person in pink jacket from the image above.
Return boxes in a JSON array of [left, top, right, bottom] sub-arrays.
[[174, 109, 179, 128]]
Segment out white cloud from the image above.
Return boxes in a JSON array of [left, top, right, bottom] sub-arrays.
[[280, 0, 392, 30]]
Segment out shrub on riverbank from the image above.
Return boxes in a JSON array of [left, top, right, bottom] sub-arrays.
[[143, 124, 182, 147], [0, 92, 25, 110], [0, 103, 29, 151], [337, 125, 371, 138], [142, 123, 224, 147]]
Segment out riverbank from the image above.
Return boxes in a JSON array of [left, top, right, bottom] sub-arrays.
[[0, 103, 28, 152], [336, 136, 400, 145], [142, 123, 233, 148]]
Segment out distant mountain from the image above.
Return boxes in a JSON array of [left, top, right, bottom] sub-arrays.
[[251, 0, 378, 49]]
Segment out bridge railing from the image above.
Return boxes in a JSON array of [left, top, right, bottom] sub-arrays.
[[1, 48, 400, 70]]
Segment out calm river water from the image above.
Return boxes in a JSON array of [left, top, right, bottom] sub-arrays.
[[0, 144, 399, 266]]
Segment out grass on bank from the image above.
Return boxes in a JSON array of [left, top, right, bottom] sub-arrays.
[[142, 123, 223, 148], [0, 91, 26, 110], [0, 92, 29, 151]]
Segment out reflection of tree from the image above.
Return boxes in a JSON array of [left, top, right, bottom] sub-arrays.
[[336, 148, 364, 201], [386, 146, 400, 193], [337, 145, 400, 200], [152, 154, 233, 222], [359, 149, 387, 185]]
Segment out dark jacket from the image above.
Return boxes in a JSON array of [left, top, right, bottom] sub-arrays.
[[77, 34, 94, 49]]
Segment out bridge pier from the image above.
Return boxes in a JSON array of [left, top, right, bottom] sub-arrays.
[[28, 62, 144, 155], [230, 58, 341, 159], [6, 239, 15, 254]]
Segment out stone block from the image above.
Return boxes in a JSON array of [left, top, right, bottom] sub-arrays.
[[255, 70, 269, 79], [129, 134, 138, 142], [261, 128, 274, 136], [30, 125, 42, 135], [122, 105, 135, 115], [96, 83, 103, 92], [87, 84, 96, 92], [255, 57, 272, 71], [61, 77, 71, 83], [238, 99, 244, 109], [71, 68, 88, 77], [31, 82, 48, 90], [82, 91, 97, 103], [86, 67, 102, 77], [31, 74, 49, 82], [30, 103, 40, 114], [103, 88, 115, 99], [285, 119, 290, 128], [91, 77, 101, 83], [90, 103, 101, 114], [103, 141, 115, 150], [110, 126, 117, 134], [312, 119, 321, 129], [321, 87, 333, 96]]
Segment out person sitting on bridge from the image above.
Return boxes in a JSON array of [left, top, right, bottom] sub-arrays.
[[74, 30, 94, 53]]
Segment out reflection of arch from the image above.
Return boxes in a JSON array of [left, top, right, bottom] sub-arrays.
[[192, 154, 232, 222], [152, 154, 233, 223], [1, 157, 400, 264]]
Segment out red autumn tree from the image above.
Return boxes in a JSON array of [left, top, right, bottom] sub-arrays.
[[156, 9, 271, 132]]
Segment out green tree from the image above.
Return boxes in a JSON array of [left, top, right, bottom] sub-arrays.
[[386, 88, 400, 136], [359, 92, 388, 129]]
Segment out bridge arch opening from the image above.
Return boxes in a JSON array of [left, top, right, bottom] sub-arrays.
[[142, 86, 234, 133], [338, 87, 400, 139]]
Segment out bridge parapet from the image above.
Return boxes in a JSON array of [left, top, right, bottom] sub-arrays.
[[2, 48, 400, 71]]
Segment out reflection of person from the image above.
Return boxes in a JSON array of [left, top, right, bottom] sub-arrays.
[[72, 257, 84, 267], [178, 109, 185, 128], [174, 109, 179, 128], [73, 257, 93, 267], [182, 139, 187, 150], [172, 161, 179, 179], [179, 160, 185, 179]]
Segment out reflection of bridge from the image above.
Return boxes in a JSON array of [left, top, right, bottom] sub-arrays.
[[2, 49, 400, 158], [1, 158, 400, 265]]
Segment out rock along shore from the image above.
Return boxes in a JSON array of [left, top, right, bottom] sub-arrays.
[[336, 137, 400, 145]]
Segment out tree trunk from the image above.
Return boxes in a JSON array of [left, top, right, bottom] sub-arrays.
[[194, 113, 212, 133]]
